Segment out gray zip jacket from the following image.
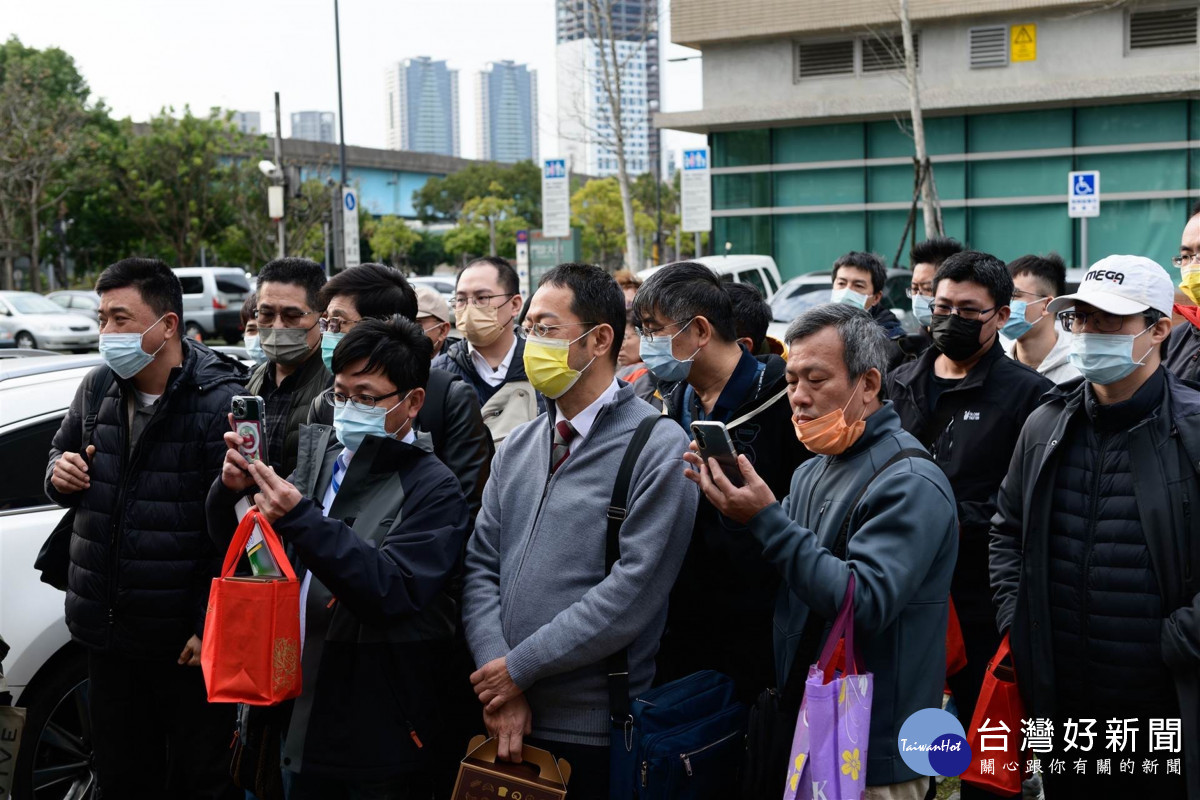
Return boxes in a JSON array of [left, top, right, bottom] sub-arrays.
[[462, 383, 698, 746]]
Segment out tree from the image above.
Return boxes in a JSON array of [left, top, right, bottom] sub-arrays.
[[443, 224, 490, 266], [560, 0, 655, 269], [898, 0, 942, 241], [407, 231, 447, 276], [571, 177, 654, 268], [366, 215, 421, 269], [412, 161, 541, 226]]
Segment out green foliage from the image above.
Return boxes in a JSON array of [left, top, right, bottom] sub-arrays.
[[366, 215, 421, 269], [443, 224, 490, 265], [412, 160, 541, 226], [408, 231, 447, 275]]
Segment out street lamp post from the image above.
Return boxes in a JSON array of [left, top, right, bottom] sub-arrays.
[[333, 0, 348, 273], [649, 99, 663, 264]]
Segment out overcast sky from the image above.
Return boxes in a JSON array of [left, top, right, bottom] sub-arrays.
[[3, 0, 705, 164]]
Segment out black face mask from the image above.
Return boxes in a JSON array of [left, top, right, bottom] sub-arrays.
[[930, 314, 986, 361]]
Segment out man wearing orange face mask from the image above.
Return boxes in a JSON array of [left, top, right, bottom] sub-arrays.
[[685, 303, 958, 799]]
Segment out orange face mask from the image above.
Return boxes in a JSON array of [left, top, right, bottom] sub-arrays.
[[792, 376, 867, 456]]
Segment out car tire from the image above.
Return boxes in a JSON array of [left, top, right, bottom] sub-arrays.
[[184, 322, 204, 340], [14, 646, 96, 799], [15, 330, 37, 349]]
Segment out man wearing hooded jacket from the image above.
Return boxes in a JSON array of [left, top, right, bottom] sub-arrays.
[[634, 261, 810, 703], [991, 256, 1198, 798]]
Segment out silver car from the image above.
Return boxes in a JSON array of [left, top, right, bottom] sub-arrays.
[[0, 292, 99, 352], [47, 290, 101, 322]]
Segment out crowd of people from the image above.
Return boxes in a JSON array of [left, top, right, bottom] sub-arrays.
[[39, 200, 1200, 800]]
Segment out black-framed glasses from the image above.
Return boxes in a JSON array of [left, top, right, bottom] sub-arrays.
[[453, 293, 514, 310], [517, 321, 597, 339], [1057, 309, 1139, 334], [635, 317, 694, 343], [930, 303, 998, 321], [322, 388, 402, 411], [254, 307, 316, 326], [1171, 254, 1200, 268]]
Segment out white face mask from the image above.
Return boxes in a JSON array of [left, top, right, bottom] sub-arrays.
[[831, 287, 870, 310]]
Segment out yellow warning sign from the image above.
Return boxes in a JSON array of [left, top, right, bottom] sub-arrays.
[[1011, 24, 1037, 62]]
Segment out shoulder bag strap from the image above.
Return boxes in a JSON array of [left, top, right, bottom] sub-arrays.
[[82, 368, 115, 450], [606, 414, 670, 732]]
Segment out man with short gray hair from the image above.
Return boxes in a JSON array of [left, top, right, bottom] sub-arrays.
[[687, 303, 958, 799]]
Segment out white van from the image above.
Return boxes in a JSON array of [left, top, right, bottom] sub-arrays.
[[637, 255, 783, 299], [172, 267, 252, 344]]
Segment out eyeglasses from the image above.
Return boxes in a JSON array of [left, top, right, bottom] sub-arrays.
[[517, 321, 597, 339], [635, 317, 694, 343], [254, 307, 315, 327], [1172, 254, 1200, 268], [1057, 309, 1141, 334], [905, 285, 934, 298], [320, 316, 363, 334], [930, 303, 998, 321], [453, 293, 514, 310], [322, 388, 403, 411]]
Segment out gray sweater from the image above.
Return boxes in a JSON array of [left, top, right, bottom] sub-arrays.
[[463, 383, 698, 746]]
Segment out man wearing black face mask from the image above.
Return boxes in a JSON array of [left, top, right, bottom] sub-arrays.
[[886, 251, 1052, 795]]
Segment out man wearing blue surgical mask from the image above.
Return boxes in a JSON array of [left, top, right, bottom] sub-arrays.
[[832, 252, 907, 369], [45, 257, 246, 799], [209, 316, 470, 799], [992, 255, 1197, 798], [1000, 253, 1080, 384]]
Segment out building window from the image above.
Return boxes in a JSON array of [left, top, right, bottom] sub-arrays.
[[795, 40, 855, 79], [861, 33, 918, 72], [1128, 7, 1199, 49], [794, 34, 918, 81], [969, 25, 1009, 68]]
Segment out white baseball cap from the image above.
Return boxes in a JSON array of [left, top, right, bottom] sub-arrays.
[[1047, 255, 1175, 318]]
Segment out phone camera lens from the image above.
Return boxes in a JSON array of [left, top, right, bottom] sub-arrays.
[[695, 430, 707, 448]]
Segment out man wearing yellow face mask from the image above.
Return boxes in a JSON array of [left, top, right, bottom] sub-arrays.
[[1164, 201, 1200, 382], [684, 303, 958, 798]]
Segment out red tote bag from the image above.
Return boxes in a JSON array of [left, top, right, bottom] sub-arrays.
[[201, 508, 303, 705], [960, 633, 1025, 795]]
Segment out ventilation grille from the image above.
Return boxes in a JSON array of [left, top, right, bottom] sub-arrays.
[[862, 34, 918, 72], [1130, 8, 1199, 49], [796, 40, 855, 79], [969, 25, 1009, 68]]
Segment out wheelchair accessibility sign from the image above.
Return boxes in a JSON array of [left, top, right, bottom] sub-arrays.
[[1068, 171, 1099, 218]]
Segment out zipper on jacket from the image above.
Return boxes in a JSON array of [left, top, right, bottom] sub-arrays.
[[1079, 433, 1110, 657], [641, 761, 648, 787], [679, 729, 741, 777]]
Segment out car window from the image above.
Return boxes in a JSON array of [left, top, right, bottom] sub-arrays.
[[216, 276, 251, 295], [76, 296, 99, 310], [764, 270, 779, 295], [50, 295, 71, 309], [179, 277, 205, 295], [0, 416, 63, 511], [9, 294, 67, 314], [739, 269, 767, 296]]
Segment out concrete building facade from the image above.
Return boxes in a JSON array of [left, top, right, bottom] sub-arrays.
[[232, 111, 261, 135], [385, 57, 461, 157], [658, 0, 1200, 279], [476, 61, 539, 164], [290, 111, 337, 144]]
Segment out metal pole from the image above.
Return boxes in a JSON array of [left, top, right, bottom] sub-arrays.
[[323, 221, 331, 278], [654, 137, 662, 264], [1080, 217, 1089, 270], [334, 0, 348, 272], [555, 236, 562, 268], [274, 92, 286, 258], [694, 231, 701, 258]]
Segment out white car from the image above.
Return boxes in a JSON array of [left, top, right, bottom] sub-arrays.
[[0, 292, 99, 352], [1, 353, 103, 798], [637, 255, 784, 300]]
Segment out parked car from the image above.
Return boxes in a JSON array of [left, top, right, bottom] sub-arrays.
[[408, 275, 457, 307], [1, 353, 104, 799], [46, 290, 101, 322], [638, 254, 784, 300], [0, 292, 99, 352], [766, 269, 915, 341], [172, 267, 252, 344]]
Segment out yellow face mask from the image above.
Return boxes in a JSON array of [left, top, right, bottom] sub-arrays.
[[522, 331, 596, 399], [1181, 264, 1200, 305]]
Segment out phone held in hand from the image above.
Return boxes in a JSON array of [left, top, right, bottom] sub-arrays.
[[244, 519, 283, 578], [231, 395, 266, 464], [690, 420, 745, 488]]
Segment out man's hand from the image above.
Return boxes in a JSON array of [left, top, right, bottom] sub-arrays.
[[471, 656, 522, 713], [50, 445, 96, 494], [683, 451, 776, 525], [247, 461, 302, 523], [178, 634, 202, 667], [483, 694, 533, 763], [220, 426, 257, 492]]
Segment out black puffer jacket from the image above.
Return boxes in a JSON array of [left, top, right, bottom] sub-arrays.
[[1166, 319, 1200, 383], [1047, 370, 1176, 716], [44, 340, 246, 658]]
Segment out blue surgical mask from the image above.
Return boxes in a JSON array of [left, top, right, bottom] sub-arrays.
[[321, 331, 344, 372], [99, 315, 167, 379], [1000, 298, 1049, 342], [911, 295, 934, 327], [244, 334, 268, 365], [1069, 328, 1152, 385], [639, 318, 701, 383], [831, 287, 870, 310], [332, 391, 412, 453]]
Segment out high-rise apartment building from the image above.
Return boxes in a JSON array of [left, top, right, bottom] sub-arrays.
[[385, 57, 461, 157], [290, 111, 336, 144], [232, 111, 261, 135], [476, 61, 539, 164]]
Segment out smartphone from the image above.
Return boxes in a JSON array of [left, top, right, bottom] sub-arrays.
[[231, 396, 267, 464], [690, 420, 745, 488]]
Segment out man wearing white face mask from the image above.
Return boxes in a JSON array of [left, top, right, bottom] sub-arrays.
[[208, 316, 469, 798], [992, 255, 1199, 798], [1000, 253, 1080, 384], [45, 257, 247, 799]]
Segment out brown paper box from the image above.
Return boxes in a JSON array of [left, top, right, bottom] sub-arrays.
[[451, 735, 572, 800]]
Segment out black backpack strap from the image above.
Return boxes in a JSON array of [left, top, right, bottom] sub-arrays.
[[606, 414, 670, 733], [81, 367, 115, 450], [779, 446, 933, 707]]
